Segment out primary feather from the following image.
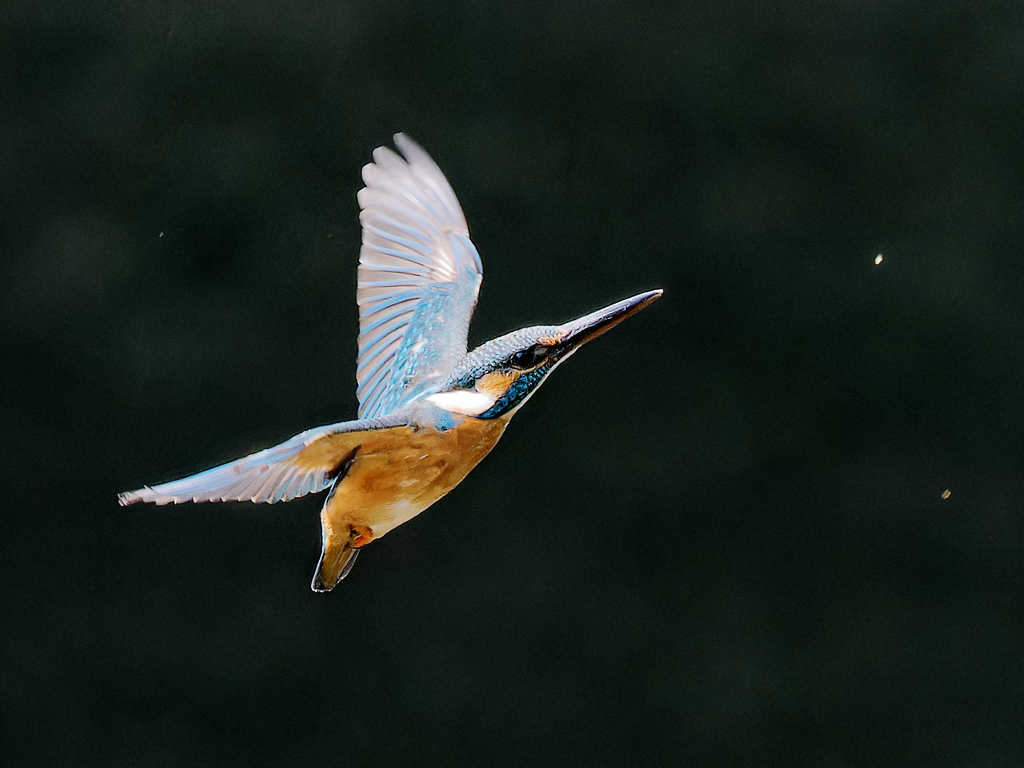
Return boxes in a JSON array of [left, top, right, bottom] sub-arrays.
[[117, 417, 402, 506], [356, 133, 484, 419]]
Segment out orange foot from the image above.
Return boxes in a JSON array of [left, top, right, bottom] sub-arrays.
[[351, 525, 374, 548]]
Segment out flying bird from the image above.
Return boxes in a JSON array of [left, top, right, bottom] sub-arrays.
[[119, 134, 662, 591]]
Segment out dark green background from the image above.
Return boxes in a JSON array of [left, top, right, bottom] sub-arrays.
[[3, 0, 1023, 765]]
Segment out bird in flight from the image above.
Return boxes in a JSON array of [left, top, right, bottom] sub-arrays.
[[120, 134, 662, 591]]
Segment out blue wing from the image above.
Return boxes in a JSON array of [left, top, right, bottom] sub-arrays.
[[355, 134, 483, 419], [117, 416, 403, 505]]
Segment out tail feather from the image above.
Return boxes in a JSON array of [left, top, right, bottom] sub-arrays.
[[311, 536, 360, 592]]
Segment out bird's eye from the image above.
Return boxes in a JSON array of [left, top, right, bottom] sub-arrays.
[[510, 350, 535, 369], [509, 347, 547, 370]]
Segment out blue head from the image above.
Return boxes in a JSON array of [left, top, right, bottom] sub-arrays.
[[426, 290, 662, 419]]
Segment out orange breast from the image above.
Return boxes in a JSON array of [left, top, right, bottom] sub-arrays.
[[321, 415, 510, 540]]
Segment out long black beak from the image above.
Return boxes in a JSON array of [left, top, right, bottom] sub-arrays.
[[553, 289, 663, 356]]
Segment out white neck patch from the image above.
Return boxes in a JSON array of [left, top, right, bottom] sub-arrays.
[[425, 390, 496, 417]]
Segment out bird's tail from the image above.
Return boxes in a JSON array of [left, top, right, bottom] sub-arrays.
[[311, 529, 361, 592]]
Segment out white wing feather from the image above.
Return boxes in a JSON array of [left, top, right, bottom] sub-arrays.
[[118, 418, 392, 505], [356, 134, 483, 419]]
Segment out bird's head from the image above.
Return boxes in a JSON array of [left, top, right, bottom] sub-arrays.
[[426, 290, 662, 419]]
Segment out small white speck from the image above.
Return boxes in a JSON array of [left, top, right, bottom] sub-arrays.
[[159, 231, 164, 238], [874, 254, 883, 265], [941, 489, 951, 499]]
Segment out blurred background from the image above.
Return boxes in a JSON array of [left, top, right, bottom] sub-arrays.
[[2, 0, 1023, 765]]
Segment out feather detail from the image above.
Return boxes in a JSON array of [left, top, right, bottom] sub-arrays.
[[355, 134, 483, 419]]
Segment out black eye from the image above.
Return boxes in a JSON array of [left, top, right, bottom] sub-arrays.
[[509, 347, 547, 370], [510, 350, 536, 369]]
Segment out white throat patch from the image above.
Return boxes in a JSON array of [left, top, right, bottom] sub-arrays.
[[425, 390, 496, 417]]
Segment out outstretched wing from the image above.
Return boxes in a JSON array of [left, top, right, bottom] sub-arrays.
[[356, 133, 483, 420], [118, 417, 402, 505]]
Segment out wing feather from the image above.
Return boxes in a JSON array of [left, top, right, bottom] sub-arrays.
[[118, 417, 402, 506], [356, 134, 483, 419]]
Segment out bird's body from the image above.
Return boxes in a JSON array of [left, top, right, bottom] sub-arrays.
[[120, 134, 661, 590], [311, 403, 511, 587]]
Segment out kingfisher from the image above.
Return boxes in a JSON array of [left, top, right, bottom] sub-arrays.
[[119, 134, 662, 591]]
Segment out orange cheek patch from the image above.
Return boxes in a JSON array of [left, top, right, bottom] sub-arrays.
[[538, 334, 562, 346], [476, 370, 517, 399]]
